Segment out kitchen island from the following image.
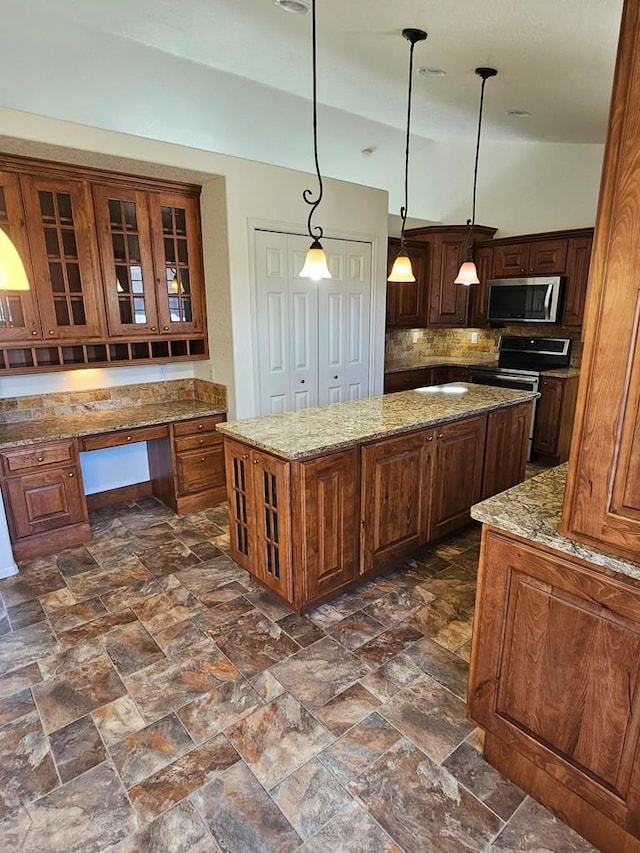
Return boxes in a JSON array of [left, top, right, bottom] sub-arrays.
[[468, 466, 640, 853], [217, 383, 536, 612]]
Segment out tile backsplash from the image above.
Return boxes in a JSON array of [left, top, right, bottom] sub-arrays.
[[385, 326, 583, 367]]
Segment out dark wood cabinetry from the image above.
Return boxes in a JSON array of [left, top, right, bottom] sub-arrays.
[[482, 402, 531, 500], [467, 246, 494, 328], [533, 375, 579, 463], [0, 155, 208, 373], [169, 415, 226, 514], [383, 365, 470, 394], [223, 401, 531, 611], [428, 229, 472, 327], [386, 239, 430, 327], [492, 238, 567, 277], [0, 439, 89, 560], [469, 529, 640, 853], [562, 236, 593, 327]]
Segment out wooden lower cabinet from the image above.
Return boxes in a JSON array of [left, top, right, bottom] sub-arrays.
[[224, 403, 532, 611], [482, 402, 531, 500], [533, 375, 579, 463], [0, 439, 89, 560], [469, 529, 640, 852], [430, 415, 486, 540], [360, 431, 433, 573]]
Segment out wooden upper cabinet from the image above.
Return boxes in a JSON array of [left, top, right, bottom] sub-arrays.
[[20, 174, 105, 340], [149, 192, 205, 336], [562, 0, 640, 562], [428, 233, 469, 327], [93, 185, 159, 337], [0, 170, 41, 342], [386, 239, 430, 327], [468, 245, 493, 328], [562, 236, 593, 327], [492, 238, 567, 277]]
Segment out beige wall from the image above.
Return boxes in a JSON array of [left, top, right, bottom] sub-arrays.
[[0, 108, 390, 418]]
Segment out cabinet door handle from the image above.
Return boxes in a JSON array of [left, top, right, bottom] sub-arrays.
[[48, 330, 55, 336], [31, 330, 38, 336], [37, 456, 44, 462], [242, 453, 249, 460], [197, 424, 204, 430], [437, 433, 444, 439], [201, 456, 206, 462], [126, 436, 132, 442], [163, 325, 170, 331], [253, 458, 260, 464], [150, 326, 157, 332], [458, 317, 464, 322], [426, 436, 433, 442], [199, 438, 204, 445], [68, 472, 75, 478]]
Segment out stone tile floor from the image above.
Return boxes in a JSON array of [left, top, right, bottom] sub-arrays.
[[0, 496, 596, 852]]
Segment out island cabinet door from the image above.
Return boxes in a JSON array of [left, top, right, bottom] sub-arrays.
[[430, 415, 486, 540], [224, 439, 253, 572], [482, 403, 531, 500], [360, 430, 433, 574], [292, 449, 358, 605], [249, 451, 293, 602]]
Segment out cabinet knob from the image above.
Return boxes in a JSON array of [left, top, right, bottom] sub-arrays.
[[68, 472, 75, 478], [242, 453, 249, 460], [163, 325, 169, 331], [437, 433, 444, 439], [150, 326, 157, 332], [48, 330, 55, 336], [31, 331, 38, 336], [199, 438, 204, 445], [126, 436, 132, 442], [253, 458, 260, 464], [458, 317, 463, 322], [197, 424, 204, 430], [201, 456, 206, 462], [427, 436, 433, 442], [37, 456, 44, 462]]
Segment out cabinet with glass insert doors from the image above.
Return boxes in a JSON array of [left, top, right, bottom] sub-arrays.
[[94, 185, 205, 338]]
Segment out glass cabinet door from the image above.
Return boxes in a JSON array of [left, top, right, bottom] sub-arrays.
[[20, 174, 105, 340], [0, 170, 42, 341], [149, 192, 205, 335], [93, 185, 159, 337]]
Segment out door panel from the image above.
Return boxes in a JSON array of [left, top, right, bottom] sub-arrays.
[[251, 451, 293, 602]]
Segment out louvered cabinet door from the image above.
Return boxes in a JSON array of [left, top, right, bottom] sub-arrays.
[[20, 174, 105, 340]]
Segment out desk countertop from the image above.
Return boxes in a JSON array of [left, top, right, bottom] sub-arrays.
[[0, 401, 227, 450]]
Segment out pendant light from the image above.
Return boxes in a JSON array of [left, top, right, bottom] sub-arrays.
[[388, 27, 427, 284], [455, 67, 497, 286], [299, 0, 331, 281], [0, 229, 29, 291]]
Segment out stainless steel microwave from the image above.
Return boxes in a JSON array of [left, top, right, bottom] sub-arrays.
[[486, 276, 564, 323]]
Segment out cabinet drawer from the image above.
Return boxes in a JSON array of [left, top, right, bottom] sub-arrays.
[[174, 431, 222, 453], [176, 446, 225, 496], [173, 414, 225, 437], [1, 440, 76, 474], [81, 424, 169, 451], [384, 368, 434, 394]]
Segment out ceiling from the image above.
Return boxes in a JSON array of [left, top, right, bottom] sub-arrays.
[[10, 0, 623, 145]]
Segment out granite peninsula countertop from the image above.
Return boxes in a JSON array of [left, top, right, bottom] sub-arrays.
[[471, 464, 640, 582], [384, 357, 581, 380], [0, 400, 227, 450], [217, 383, 537, 461]]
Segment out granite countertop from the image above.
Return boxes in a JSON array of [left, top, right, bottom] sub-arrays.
[[385, 358, 581, 380], [471, 463, 640, 582], [0, 401, 227, 450], [217, 383, 537, 461]]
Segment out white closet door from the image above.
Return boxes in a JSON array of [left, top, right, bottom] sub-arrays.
[[254, 230, 371, 416], [318, 239, 371, 406]]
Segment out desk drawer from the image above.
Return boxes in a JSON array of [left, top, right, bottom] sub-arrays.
[[176, 446, 225, 496], [1, 440, 76, 474], [173, 415, 225, 438], [81, 424, 169, 451], [174, 431, 222, 453]]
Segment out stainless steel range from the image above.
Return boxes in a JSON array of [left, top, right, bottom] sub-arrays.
[[468, 336, 572, 459]]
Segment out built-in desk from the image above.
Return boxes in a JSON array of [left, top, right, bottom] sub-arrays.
[[0, 403, 227, 561]]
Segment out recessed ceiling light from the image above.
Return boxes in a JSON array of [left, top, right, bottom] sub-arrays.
[[417, 67, 447, 77], [506, 109, 531, 118], [273, 0, 310, 13]]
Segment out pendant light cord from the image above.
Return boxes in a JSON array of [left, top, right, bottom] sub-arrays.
[[400, 37, 418, 252], [303, 0, 324, 241], [463, 67, 497, 259]]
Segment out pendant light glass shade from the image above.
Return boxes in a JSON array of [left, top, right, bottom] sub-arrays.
[[0, 229, 29, 291], [298, 0, 331, 281], [455, 67, 497, 286], [388, 28, 427, 284], [299, 238, 331, 280], [388, 251, 416, 283], [454, 259, 480, 286]]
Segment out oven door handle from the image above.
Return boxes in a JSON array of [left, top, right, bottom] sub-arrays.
[[543, 283, 553, 320]]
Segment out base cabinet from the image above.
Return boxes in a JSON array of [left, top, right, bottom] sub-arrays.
[[533, 375, 579, 463], [224, 402, 532, 612], [469, 529, 640, 852], [482, 402, 531, 499]]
